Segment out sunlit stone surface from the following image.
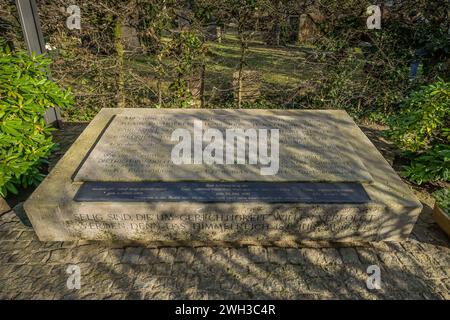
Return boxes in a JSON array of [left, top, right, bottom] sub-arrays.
[[74, 112, 373, 183], [24, 109, 422, 243]]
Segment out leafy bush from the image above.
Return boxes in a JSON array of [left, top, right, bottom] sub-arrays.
[[0, 45, 74, 197], [433, 188, 450, 216], [402, 145, 450, 185], [387, 81, 450, 152], [162, 31, 206, 108], [386, 81, 450, 185]]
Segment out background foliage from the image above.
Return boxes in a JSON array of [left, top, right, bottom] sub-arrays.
[[3, 0, 448, 119], [0, 0, 449, 188]]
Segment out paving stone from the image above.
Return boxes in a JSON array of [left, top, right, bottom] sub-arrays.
[[248, 246, 268, 263], [340, 248, 362, 265], [121, 247, 142, 264], [210, 247, 231, 264], [174, 247, 195, 263], [356, 248, 379, 266], [139, 248, 159, 264], [268, 247, 288, 265], [321, 248, 343, 266], [48, 249, 71, 263], [157, 248, 177, 264], [16, 231, 38, 241], [286, 248, 305, 264]]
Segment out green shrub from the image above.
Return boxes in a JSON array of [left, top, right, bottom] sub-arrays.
[[0, 45, 74, 197], [387, 81, 450, 152], [433, 188, 450, 216], [386, 81, 450, 185], [402, 145, 450, 185], [162, 31, 206, 108]]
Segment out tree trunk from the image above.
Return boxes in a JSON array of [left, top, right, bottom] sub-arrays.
[[275, 23, 281, 46], [157, 78, 162, 106], [216, 26, 222, 43], [200, 64, 205, 108], [237, 35, 246, 108], [114, 16, 125, 108]]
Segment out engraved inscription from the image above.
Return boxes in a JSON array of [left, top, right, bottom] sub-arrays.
[[74, 182, 370, 203], [63, 207, 381, 240], [74, 111, 373, 182]]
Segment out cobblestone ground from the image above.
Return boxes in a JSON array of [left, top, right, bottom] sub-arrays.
[[0, 123, 448, 299]]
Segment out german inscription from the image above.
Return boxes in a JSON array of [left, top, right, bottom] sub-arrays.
[[75, 182, 370, 203], [74, 112, 373, 183]]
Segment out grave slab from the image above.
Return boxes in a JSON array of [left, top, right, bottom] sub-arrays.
[[24, 109, 422, 244]]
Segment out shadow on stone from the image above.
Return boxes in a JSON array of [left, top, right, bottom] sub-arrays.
[[12, 202, 32, 228]]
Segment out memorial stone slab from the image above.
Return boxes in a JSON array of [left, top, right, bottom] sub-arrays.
[[24, 109, 422, 244]]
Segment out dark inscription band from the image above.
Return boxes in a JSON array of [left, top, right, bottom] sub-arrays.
[[74, 182, 370, 203]]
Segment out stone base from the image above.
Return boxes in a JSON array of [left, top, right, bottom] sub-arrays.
[[0, 198, 10, 215], [24, 109, 422, 243]]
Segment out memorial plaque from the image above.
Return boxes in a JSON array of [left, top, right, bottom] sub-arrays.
[[74, 182, 370, 203], [74, 113, 374, 183], [24, 109, 423, 243]]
